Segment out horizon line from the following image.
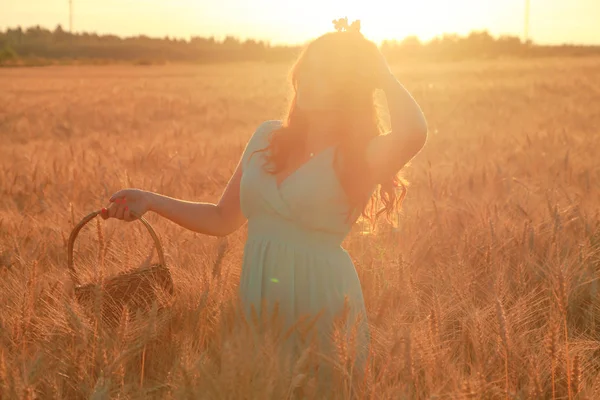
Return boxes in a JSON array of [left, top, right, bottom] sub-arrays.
[[2, 23, 600, 48]]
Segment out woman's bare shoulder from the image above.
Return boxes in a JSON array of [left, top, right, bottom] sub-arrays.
[[251, 119, 283, 143], [241, 120, 283, 164], [258, 119, 283, 133]]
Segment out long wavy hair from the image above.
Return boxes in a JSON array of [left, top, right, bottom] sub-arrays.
[[256, 28, 407, 225]]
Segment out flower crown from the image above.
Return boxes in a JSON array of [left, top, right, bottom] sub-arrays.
[[332, 17, 361, 34]]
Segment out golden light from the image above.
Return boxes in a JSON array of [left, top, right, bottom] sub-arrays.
[[230, 0, 497, 45], [182, 0, 497, 46]]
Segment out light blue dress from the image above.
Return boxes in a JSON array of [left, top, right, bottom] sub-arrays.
[[238, 120, 370, 374]]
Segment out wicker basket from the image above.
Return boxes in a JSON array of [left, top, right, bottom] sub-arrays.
[[67, 209, 174, 326]]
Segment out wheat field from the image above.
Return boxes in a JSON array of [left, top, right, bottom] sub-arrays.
[[1, 57, 599, 399]]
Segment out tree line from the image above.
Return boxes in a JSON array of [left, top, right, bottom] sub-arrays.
[[1, 25, 599, 65]]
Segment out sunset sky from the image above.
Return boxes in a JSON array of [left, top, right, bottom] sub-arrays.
[[2, 0, 599, 45]]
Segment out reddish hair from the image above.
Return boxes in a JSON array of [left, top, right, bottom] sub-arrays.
[[256, 30, 406, 225]]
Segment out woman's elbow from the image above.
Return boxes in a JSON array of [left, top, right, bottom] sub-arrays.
[[204, 224, 236, 237], [215, 223, 242, 237], [213, 206, 246, 237]]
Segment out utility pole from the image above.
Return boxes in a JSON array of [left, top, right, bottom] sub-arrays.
[[69, 0, 73, 33], [524, 0, 530, 42]]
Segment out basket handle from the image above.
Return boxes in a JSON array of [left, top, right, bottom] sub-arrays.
[[67, 210, 166, 286]]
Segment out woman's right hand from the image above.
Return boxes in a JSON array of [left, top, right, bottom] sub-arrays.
[[100, 188, 152, 222]]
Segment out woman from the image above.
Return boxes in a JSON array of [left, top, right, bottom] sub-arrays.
[[101, 19, 427, 379]]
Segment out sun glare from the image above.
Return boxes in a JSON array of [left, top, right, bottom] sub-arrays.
[[337, 0, 492, 44], [3, 0, 600, 45], [237, 0, 494, 46], [183, 0, 490, 46]]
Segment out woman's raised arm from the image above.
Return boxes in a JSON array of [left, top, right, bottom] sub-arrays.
[[366, 52, 428, 182]]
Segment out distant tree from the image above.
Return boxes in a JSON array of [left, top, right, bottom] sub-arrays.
[[0, 24, 598, 65], [399, 36, 422, 58], [401, 36, 421, 47], [53, 24, 69, 42], [0, 44, 18, 62], [223, 36, 241, 48]]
